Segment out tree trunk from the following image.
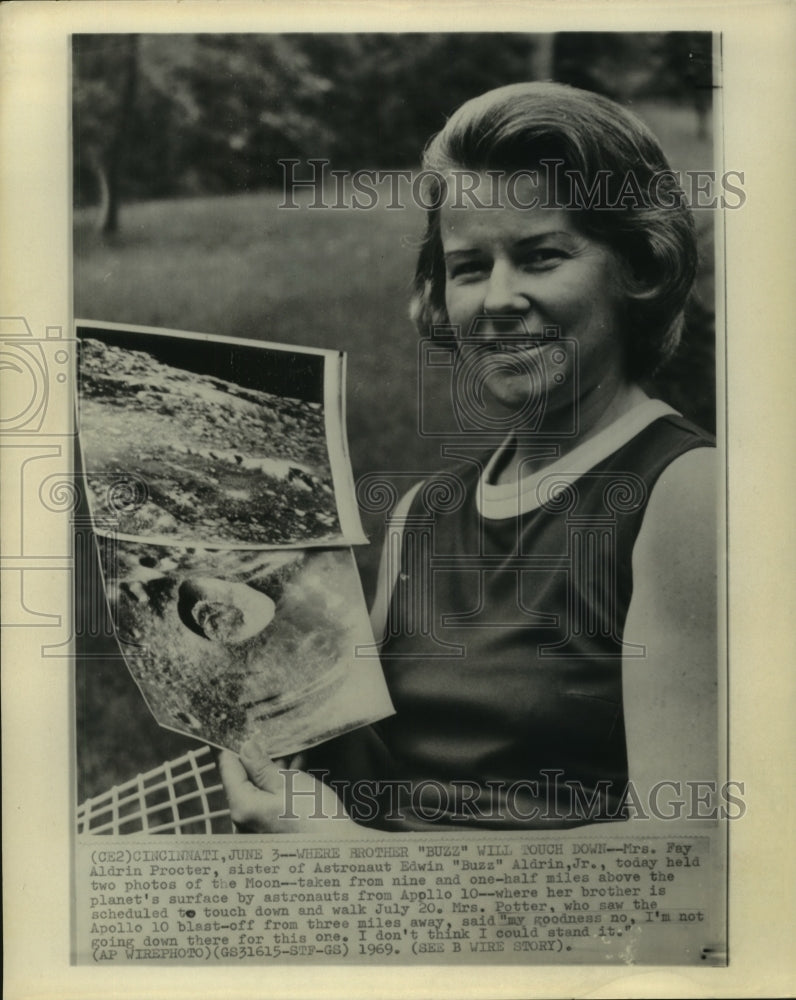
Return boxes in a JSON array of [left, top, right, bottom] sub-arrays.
[[101, 34, 139, 236], [529, 34, 556, 81], [89, 151, 110, 233]]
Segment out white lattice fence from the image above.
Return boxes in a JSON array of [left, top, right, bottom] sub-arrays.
[[77, 745, 233, 835]]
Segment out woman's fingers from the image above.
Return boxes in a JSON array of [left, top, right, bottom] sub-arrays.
[[239, 737, 284, 793], [217, 740, 353, 833], [218, 747, 283, 830], [218, 749, 262, 827], [217, 747, 247, 792]]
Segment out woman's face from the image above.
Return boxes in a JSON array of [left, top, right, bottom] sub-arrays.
[[440, 172, 631, 426]]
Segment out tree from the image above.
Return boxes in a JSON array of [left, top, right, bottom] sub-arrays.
[[73, 32, 715, 204], [73, 34, 139, 234], [73, 33, 335, 220]]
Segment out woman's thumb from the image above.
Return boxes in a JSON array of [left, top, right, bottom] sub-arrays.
[[239, 737, 282, 793]]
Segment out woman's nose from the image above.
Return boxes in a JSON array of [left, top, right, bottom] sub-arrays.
[[482, 260, 529, 315]]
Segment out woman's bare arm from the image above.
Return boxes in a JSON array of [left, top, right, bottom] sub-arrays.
[[622, 447, 719, 810]]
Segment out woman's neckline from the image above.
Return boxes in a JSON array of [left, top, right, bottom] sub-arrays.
[[477, 397, 679, 521]]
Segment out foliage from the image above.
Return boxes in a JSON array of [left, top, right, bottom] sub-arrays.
[[554, 32, 712, 101], [73, 32, 713, 208], [73, 34, 333, 208]]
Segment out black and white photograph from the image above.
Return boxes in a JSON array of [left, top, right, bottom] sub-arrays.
[[77, 321, 364, 548], [2, 3, 794, 998], [68, 26, 731, 966], [97, 539, 392, 757]]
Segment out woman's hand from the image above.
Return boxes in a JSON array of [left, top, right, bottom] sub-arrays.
[[218, 736, 357, 834]]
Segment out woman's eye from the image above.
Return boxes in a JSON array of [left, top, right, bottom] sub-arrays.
[[520, 249, 567, 269], [448, 260, 488, 280]]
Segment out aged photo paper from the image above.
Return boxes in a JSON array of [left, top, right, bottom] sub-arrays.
[[2, 2, 795, 999], [75, 321, 392, 764]]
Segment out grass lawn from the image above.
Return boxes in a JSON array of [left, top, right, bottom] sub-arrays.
[[74, 100, 717, 801], [75, 185, 438, 574]]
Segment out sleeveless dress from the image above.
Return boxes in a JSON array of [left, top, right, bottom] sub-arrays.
[[305, 401, 714, 830]]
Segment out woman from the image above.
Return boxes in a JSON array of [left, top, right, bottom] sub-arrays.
[[220, 82, 717, 832]]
